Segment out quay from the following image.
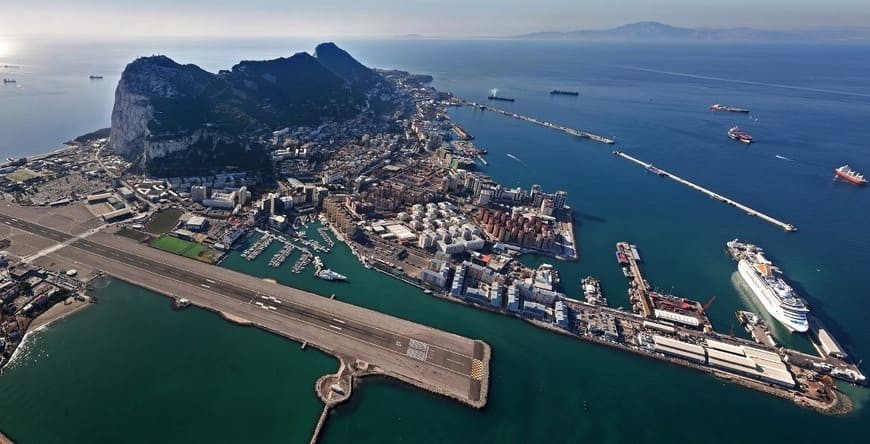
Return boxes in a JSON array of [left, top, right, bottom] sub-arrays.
[[345, 222, 862, 412], [617, 241, 654, 318], [461, 100, 615, 145], [0, 206, 491, 410], [616, 241, 712, 330], [736, 311, 778, 348], [613, 150, 798, 232]]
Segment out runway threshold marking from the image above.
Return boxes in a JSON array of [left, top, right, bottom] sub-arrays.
[[470, 359, 484, 381]]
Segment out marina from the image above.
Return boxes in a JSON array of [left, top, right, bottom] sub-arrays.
[[316, 227, 335, 247], [268, 242, 295, 268], [614, 150, 798, 232], [241, 233, 274, 260], [292, 251, 314, 274]]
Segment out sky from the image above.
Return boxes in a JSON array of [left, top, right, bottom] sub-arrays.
[[1, 0, 869, 39]]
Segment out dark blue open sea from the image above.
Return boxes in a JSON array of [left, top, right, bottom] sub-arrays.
[[1, 39, 869, 443]]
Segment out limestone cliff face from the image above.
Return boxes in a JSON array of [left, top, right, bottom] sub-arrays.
[[110, 55, 221, 162], [109, 43, 383, 175], [109, 86, 151, 159]]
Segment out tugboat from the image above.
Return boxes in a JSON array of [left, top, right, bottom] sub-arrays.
[[834, 165, 867, 185], [727, 126, 753, 144]]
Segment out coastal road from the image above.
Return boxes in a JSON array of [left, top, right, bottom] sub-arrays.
[[0, 209, 489, 407]]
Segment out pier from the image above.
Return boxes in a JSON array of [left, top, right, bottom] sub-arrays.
[[242, 233, 274, 260], [613, 150, 798, 232], [268, 243, 295, 268], [462, 100, 615, 145], [617, 241, 654, 317], [736, 311, 778, 348]]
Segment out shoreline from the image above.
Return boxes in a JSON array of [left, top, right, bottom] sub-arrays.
[[27, 294, 94, 332], [0, 294, 94, 375], [0, 431, 14, 444], [338, 230, 850, 415]]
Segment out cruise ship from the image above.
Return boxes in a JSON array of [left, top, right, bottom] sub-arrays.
[[726, 239, 809, 332]]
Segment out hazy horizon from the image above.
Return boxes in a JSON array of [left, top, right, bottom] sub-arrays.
[[2, 0, 869, 41]]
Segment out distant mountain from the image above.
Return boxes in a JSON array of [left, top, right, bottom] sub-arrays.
[[516, 21, 870, 41], [110, 43, 384, 176]]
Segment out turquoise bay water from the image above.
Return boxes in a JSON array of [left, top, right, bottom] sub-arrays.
[[0, 280, 336, 443], [1, 39, 869, 442]]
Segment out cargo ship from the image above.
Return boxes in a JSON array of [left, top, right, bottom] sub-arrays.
[[89, 75, 103, 79], [488, 95, 515, 102], [726, 239, 809, 332], [834, 165, 867, 185], [550, 90, 579, 96], [2, 78, 15, 84], [711, 104, 750, 113], [727, 126, 753, 144]]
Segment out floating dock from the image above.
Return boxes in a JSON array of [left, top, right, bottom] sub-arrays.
[[613, 150, 797, 232], [464, 100, 615, 145]]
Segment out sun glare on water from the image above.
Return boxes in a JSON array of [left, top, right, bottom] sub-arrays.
[[0, 39, 16, 58]]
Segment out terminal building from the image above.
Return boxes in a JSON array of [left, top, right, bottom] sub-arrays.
[[650, 335, 796, 388]]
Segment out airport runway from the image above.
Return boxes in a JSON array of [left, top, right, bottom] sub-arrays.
[[0, 210, 488, 406]]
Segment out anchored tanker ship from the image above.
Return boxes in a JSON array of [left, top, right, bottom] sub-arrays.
[[834, 165, 867, 185], [727, 239, 809, 332], [728, 126, 753, 144]]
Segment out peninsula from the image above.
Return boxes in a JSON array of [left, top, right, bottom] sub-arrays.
[[0, 42, 864, 440]]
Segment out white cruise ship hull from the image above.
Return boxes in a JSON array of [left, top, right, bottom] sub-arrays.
[[737, 260, 808, 333]]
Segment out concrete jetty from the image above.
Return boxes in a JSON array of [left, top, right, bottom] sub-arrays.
[[614, 150, 798, 232], [0, 207, 491, 410], [463, 100, 616, 144]]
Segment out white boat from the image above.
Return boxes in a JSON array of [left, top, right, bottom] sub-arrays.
[[727, 240, 809, 332], [316, 269, 347, 281]]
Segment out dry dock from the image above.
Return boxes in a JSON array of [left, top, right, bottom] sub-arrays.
[[463, 100, 615, 144], [0, 208, 490, 409], [614, 150, 797, 232]]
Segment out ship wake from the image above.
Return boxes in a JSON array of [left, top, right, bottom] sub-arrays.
[[614, 65, 870, 99]]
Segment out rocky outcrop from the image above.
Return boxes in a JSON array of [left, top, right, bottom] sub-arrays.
[[109, 43, 382, 175], [314, 42, 381, 92]]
